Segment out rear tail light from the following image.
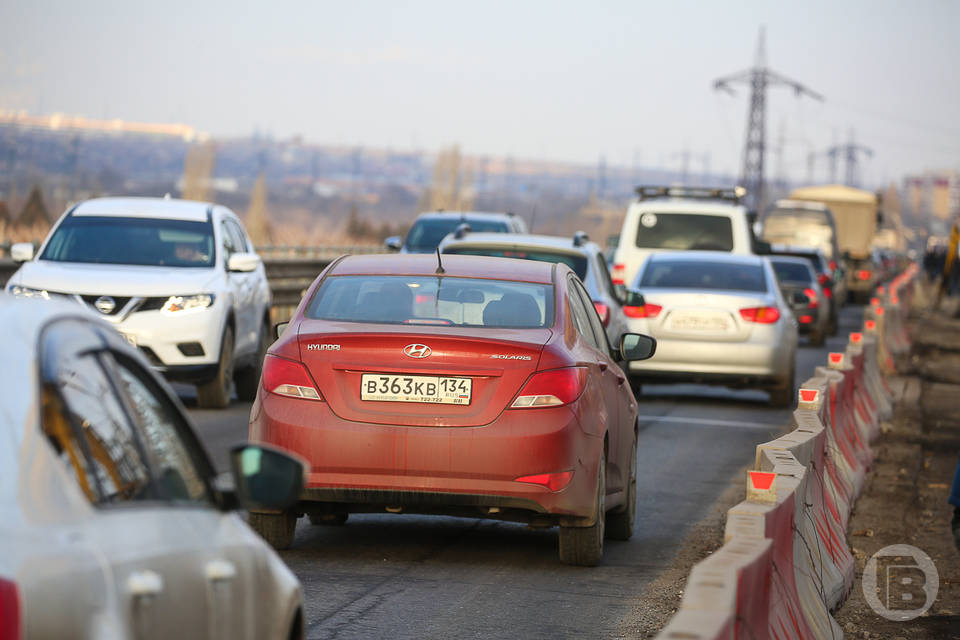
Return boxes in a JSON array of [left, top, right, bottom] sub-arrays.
[[828, 260, 837, 272], [822, 286, 832, 299], [0, 577, 20, 640], [593, 301, 610, 327], [799, 315, 813, 324], [262, 354, 324, 400], [857, 269, 872, 280], [511, 367, 588, 408], [623, 303, 662, 318], [803, 287, 819, 308], [515, 470, 574, 492], [739, 306, 781, 324], [817, 273, 830, 286], [612, 263, 626, 285]]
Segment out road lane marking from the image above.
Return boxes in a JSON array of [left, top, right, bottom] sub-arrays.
[[636, 414, 781, 430]]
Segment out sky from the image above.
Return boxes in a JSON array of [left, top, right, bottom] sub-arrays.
[[1, 0, 959, 186]]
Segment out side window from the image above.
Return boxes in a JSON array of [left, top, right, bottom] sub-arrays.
[[46, 352, 154, 504], [566, 278, 602, 351], [114, 358, 211, 504], [572, 279, 609, 351], [595, 252, 619, 300], [220, 220, 237, 256], [226, 219, 250, 253]]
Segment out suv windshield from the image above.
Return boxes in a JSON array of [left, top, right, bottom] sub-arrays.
[[406, 218, 508, 253], [307, 275, 554, 328], [639, 260, 767, 292], [771, 261, 813, 284], [443, 247, 588, 280], [635, 214, 734, 251], [41, 216, 215, 267]]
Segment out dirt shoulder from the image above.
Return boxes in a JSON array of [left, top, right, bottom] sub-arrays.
[[834, 299, 960, 638]]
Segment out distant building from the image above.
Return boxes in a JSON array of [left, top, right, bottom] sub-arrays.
[[903, 170, 960, 231]]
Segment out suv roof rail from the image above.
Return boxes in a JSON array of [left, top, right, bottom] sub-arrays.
[[634, 185, 746, 203], [572, 231, 590, 247]]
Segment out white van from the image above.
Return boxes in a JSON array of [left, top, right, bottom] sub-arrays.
[[611, 186, 757, 287]]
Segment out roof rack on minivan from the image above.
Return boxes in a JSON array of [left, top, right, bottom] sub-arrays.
[[634, 185, 747, 203]]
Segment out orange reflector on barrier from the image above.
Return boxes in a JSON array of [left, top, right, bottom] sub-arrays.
[[828, 352, 846, 369], [870, 297, 880, 306], [850, 332, 863, 344], [875, 306, 885, 316], [865, 320, 877, 332], [799, 388, 819, 403], [747, 470, 777, 504], [877, 286, 885, 294]]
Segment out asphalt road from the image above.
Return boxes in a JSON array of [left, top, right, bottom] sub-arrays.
[[184, 305, 862, 639]]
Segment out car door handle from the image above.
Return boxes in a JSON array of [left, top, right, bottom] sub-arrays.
[[127, 570, 164, 598], [205, 559, 237, 583]]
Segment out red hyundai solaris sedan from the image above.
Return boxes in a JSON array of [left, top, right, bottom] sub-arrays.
[[248, 254, 655, 565]]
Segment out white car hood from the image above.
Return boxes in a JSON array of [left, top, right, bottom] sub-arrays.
[[10, 260, 221, 296]]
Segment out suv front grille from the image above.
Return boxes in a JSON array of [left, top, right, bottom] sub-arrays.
[[79, 295, 133, 316]]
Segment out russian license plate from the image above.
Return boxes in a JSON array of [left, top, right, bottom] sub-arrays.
[[669, 315, 729, 331], [360, 374, 472, 405]]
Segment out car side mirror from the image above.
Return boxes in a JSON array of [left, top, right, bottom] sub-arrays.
[[623, 289, 645, 307], [227, 252, 260, 272], [620, 333, 656, 361], [385, 236, 402, 251], [11, 242, 35, 263], [229, 444, 306, 512], [273, 321, 289, 340]]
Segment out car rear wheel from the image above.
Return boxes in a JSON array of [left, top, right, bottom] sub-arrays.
[[768, 361, 796, 408], [558, 453, 605, 566], [248, 510, 298, 549], [235, 320, 269, 401], [197, 326, 234, 409], [606, 436, 637, 541]]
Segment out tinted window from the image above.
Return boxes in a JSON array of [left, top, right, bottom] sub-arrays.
[[567, 283, 600, 350], [444, 247, 588, 280], [307, 275, 554, 328], [405, 218, 508, 252], [41, 216, 215, 267], [115, 360, 210, 504], [569, 278, 608, 350], [776, 251, 826, 273], [634, 214, 733, 251], [639, 260, 767, 292], [772, 261, 814, 284], [225, 219, 250, 253], [50, 352, 154, 504], [220, 220, 238, 255]]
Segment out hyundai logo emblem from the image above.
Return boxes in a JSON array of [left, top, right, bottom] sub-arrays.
[[94, 296, 116, 315], [403, 343, 432, 358]]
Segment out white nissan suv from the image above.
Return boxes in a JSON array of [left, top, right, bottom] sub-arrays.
[[6, 197, 272, 409]]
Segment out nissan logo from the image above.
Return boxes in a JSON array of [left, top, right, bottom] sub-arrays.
[[403, 343, 432, 359], [94, 296, 116, 315]]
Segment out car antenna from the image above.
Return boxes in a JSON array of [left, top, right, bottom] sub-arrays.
[[435, 247, 446, 275]]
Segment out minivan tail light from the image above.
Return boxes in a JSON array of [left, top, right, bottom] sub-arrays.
[[857, 269, 872, 280], [612, 263, 626, 285], [511, 367, 588, 408], [803, 287, 819, 308], [262, 354, 324, 400], [0, 577, 21, 640], [739, 306, 781, 324], [623, 303, 662, 318], [593, 302, 610, 327]]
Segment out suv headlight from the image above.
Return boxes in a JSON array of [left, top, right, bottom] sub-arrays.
[[8, 284, 51, 299], [161, 294, 215, 315]]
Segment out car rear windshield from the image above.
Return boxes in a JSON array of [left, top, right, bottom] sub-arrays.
[[40, 216, 215, 267], [634, 213, 734, 251], [774, 251, 826, 273], [405, 218, 508, 253], [638, 260, 767, 292], [443, 247, 588, 280], [306, 275, 554, 328], [771, 260, 813, 284]]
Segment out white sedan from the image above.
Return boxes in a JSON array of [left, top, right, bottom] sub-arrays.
[[624, 251, 798, 407], [0, 297, 304, 639]]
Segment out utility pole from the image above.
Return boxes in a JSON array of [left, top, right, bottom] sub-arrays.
[[713, 27, 823, 212], [826, 129, 873, 187]]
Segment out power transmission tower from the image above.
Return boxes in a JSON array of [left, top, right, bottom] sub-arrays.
[[713, 27, 823, 211], [827, 129, 873, 187]]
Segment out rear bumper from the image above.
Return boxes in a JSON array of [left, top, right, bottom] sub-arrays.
[[250, 390, 603, 522]]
